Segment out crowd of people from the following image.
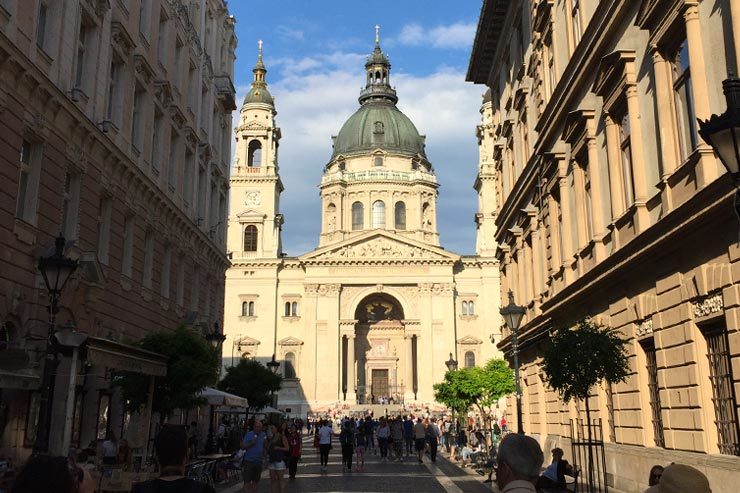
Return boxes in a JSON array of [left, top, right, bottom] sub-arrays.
[[2, 411, 716, 493]]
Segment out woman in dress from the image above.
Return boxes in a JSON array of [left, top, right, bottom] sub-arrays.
[[267, 424, 289, 493]]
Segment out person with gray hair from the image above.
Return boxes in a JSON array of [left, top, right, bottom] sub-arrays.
[[496, 434, 545, 493]]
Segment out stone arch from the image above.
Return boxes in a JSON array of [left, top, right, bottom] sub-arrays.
[[344, 285, 413, 321], [353, 293, 404, 323]]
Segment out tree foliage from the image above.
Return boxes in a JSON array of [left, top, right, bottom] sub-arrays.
[[218, 358, 282, 410], [118, 325, 220, 419], [542, 319, 629, 403], [433, 358, 515, 416]]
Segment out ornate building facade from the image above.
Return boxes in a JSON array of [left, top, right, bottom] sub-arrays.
[[0, 0, 235, 460], [224, 34, 502, 416], [468, 0, 740, 491]]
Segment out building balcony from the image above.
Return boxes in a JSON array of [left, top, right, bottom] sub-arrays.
[[213, 74, 237, 111]]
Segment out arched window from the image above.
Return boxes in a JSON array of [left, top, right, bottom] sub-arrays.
[[241, 302, 249, 316], [352, 202, 364, 230], [244, 225, 258, 251], [284, 301, 291, 316], [241, 352, 251, 359], [326, 203, 337, 232], [375, 70, 381, 82], [465, 351, 475, 368], [248, 301, 255, 317], [372, 201, 385, 228], [394, 202, 406, 230], [462, 301, 468, 316], [468, 301, 475, 315], [248, 140, 262, 167], [291, 302, 298, 316], [284, 352, 296, 378]]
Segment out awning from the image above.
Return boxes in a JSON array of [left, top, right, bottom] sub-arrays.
[[252, 406, 284, 415], [86, 337, 167, 376], [199, 387, 248, 407]]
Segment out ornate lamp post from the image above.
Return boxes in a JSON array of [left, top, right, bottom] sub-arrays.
[[444, 352, 459, 443], [698, 75, 740, 241], [499, 290, 525, 434], [35, 235, 78, 454], [204, 322, 225, 453], [267, 354, 280, 409]]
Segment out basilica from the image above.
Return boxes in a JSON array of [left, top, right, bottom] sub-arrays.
[[224, 32, 501, 416]]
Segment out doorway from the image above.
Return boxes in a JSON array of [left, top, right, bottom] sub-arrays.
[[371, 369, 389, 402]]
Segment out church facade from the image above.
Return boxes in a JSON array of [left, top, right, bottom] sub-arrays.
[[223, 35, 501, 416]]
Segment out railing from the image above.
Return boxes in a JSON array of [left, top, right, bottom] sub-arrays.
[[571, 418, 608, 493], [355, 384, 405, 405], [321, 169, 436, 185]]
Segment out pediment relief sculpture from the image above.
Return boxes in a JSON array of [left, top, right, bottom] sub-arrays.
[[314, 237, 446, 260]]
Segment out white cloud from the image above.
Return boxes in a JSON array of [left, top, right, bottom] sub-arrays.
[[394, 22, 476, 50], [231, 54, 485, 255], [275, 25, 305, 42]]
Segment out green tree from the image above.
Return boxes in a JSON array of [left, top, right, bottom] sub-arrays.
[[118, 325, 220, 421], [542, 318, 629, 490], [218, 358, 282, 422], [433, 359, 515, 427]]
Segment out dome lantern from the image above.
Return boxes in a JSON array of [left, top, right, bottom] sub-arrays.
[[243, 40, 274, 107]]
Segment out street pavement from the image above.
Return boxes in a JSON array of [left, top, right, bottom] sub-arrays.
[[221, 435, 496, 493]]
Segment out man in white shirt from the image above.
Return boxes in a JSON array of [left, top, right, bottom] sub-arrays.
[[495, 434, 544, 493], [317, 420, 333, 471]]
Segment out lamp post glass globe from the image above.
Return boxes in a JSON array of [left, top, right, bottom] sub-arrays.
[[499, 290, 525, 332], [205, 322, 226, 349], [499, 290, 525, 434], [698, 76, 740, 181], [445, 352, 458, 372], [267, 354, 280, 374]]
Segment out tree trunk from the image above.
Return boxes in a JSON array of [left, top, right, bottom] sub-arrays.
[[585, 395, 595, 493]]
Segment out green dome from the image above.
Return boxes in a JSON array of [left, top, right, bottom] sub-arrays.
[[243, 85, 274, 105], [332, 101, 426, 158]]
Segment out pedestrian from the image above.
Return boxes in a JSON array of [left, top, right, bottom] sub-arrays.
[[500, 416, 508, 433], [647, 465, 664, 487], [267, 424, 289, 493], [131, 425, 215, 493], [117, 438, 132, 470], [101, 431, 118, 465], [390, 416, 404, 461], [645, 463, 711, 493], [492, 421, 501, 444], [339, 422, 355, 471], [413, 417, 427, 463], [317, 419, 333, 471], [536, 447, 574, 490], [355, 426, 367, 472], [189, 421, 199, 458], [217, 419, 228, 453], [495, 433, 544, 493], [286, 424, 301, 480], [376, 417, 391, 461], [365, 416, 377, 453], [240, 420, 267, 493], [427, 417, 441, 462], [12, 455, 95, 493], [403, 415, 414, 456]]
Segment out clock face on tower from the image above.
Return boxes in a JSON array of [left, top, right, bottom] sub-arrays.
[[245, 191, 261, 207]]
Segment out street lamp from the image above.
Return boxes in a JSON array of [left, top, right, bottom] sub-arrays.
[[34, 235, 78, 454], [204, 322, 225, 453], [499, 290, 525, 434], [443, 352, 459, 444], [266, 354, 280, 410], [698, 76, 740, 240], [445, 352, 458, 372]]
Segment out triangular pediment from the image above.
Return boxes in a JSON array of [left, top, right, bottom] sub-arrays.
[[301, 230, 459, 262], [235, 335, 260, 346], [240, 120, 270, 131], [458, 335, 483, 345], [236, 209, 266, 219], [278, 336, 304, 346]]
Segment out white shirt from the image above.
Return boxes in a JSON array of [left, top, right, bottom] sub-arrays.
[[502, 480, 537, 493], [318, 425, 332, 445]]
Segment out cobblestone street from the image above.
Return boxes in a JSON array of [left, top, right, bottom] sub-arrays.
[[223, 436, 495, 493]]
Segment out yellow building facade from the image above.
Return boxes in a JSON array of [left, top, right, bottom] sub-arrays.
[[468, 0, 740, 491], [224, 36, 503, 416]]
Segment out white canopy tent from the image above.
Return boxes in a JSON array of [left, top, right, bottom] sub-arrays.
[[198, 387, 248, 408]]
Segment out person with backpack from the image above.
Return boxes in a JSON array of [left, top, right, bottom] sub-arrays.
[[339, 421, 355, 471], [131, 425, 215, 493]]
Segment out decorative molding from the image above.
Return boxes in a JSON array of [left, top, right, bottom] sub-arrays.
[[313, 237, 448, 260], [635, 318, 654, 337], [692, 292, 723, 319]]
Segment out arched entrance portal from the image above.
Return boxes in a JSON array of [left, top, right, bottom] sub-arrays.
[[343, 293, 417, 404]]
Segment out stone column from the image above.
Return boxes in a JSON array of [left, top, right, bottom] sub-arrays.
[[556, 155, 576, 282], [338, 335, 345, 400], [347, 334, 356, 403], [405, 334, 414, 402], [650, 47, 680, 179], [625, 84, 650, 231], [684, 5, 720, 186], [547, 194, 562, 269], [585, 121, 607, 261], [572, 163, 588, 250], [603, 115, 625, 220]]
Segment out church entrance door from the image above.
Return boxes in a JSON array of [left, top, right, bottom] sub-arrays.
[[371, 369, 389, 402]]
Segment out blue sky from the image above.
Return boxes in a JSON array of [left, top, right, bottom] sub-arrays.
[[228, 0, 486, 254]]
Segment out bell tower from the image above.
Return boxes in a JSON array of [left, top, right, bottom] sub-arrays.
[[228, 41, 284, 258]]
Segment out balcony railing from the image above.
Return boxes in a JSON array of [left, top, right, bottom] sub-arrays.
[[321, 169, 437, 185]]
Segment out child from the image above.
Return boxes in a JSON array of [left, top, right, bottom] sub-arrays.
[[355, 427, 366, 472]]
